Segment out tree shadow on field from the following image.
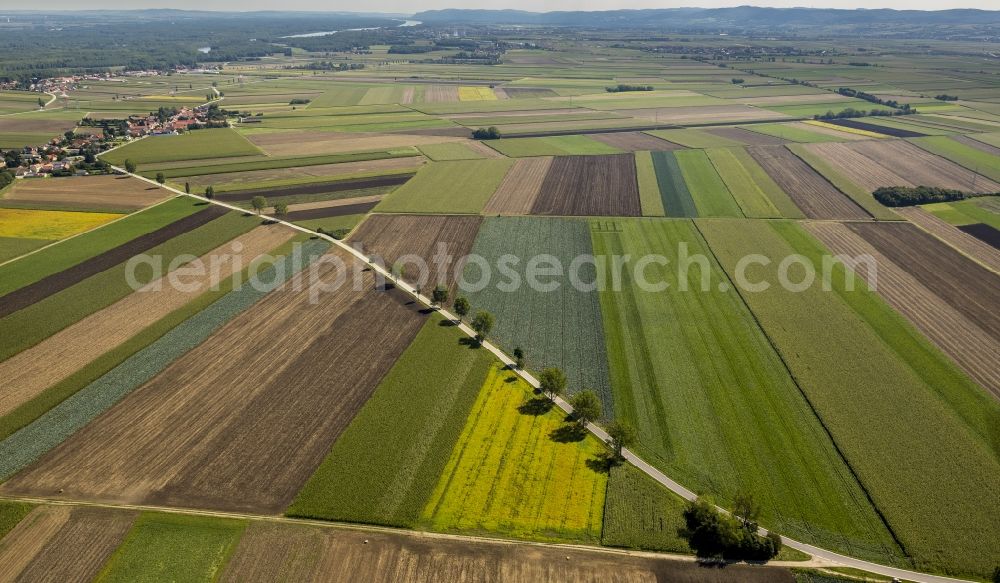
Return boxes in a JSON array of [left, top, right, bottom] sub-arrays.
[[518, 397, 553, 416], [458, 337, 483, 349], [438, 318, 458, 327], [192, 200, 209, 205], [586, 451, 620, 474], [550, 423, 587, 444]]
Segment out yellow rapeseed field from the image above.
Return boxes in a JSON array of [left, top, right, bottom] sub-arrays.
[[804, 119, 888, 139], [0, 208, 123, 240], [421, 364, 607, 542], [458, 86, 498, 101]]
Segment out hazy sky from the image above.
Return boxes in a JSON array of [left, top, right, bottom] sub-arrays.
[[0, 1, 989, 11]]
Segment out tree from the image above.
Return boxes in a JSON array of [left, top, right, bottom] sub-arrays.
[[204, 186, 215, 200], [251, 196, 267, 215], [470, 310, 494, 343], [570, 389, 602, 427], [513, 347, 525, 369], [124, 159, 137, 174], [155, 172, 165, 185], [682, 498, 739, 558], [605, 419, 637, 459], [538, 368, 567, 402], [471, 126, 501, 140], [431, 285, 448, 308], [453, 296, 470, 322], [38, 97, 46, 109], [184, 182, 191, 194], [273, 201, 288, 218], [732, 492, 761, 530]]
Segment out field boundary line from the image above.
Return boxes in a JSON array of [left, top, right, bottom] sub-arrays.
[[108, 164, 975, 583]]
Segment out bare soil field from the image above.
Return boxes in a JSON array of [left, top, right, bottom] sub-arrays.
[[896, 207, 1000, 273], [221, 521, 794, 583], [846, 140, 1000, 193], [247, 131, 463, 156], [958, 223, 1000, 249], [532, 154, 641, 216], [589, 131, 681, 151], [618, 105, 788, 125], [190, 157, 427, 188], [2, 175, 169, 210], [348, 214, 483, 295], [9, 507, 136, 583], [803, 142, 911, 191], [0, 225, 294, 418], [0, 117, 76, 135], [0, 205, 228, 319], [483, 157, 553, 215], [395, 127, 475, 138], [216, 174, 414, 202], [746, 146, 870, 219], [285, 201, 379, 221], [267, 195, 385, 215], [706, 127, 787, 145], [423, 85, 460, 103], [0, 506, 71, 582], [0, 248, 427, 514], [847, 222, 1000, 341], [807, 221, 1000, 397]]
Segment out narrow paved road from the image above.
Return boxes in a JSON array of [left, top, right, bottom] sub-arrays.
[[100, 165, 973, 583]]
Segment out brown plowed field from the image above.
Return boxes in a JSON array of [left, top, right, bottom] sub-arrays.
[[483, 157, 552, 215], [895, 207, 1000, 273], [215, 174, 414, 202], [286, 201, 379, 221], [1, 248, 427, 514], [532, 154, 641, 217], [348, 214, 482, 296], [0, 205, 228, 319], [589, 131, 681, 151], [190, 157, 426, 188], [706, 127, 787, 145], [847, 139, 1000, 193], [0, 506, 71, 582], [0, 225, 294, 418], [847, 222, 1000, 341], [267, 195, 384, 215], [0, 117, 76, 135], [746, 146, 870, 219], [807, 221, 1000, 398], [423, 85, 460, 102], [803, 142, 911, 191], [11, 507, 136, 583], [2, 175, 169, 210], [221, 521, 794, 583], [959, 223, 1000, 249], [247, 131, 463, 156]]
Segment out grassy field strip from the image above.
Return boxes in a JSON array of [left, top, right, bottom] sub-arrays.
[[650, 151, 697, 217], [698, 219, 1000, 579], [0, 197, 193, 292], [420, 364, 607, 543], [706, 147, 802, 218], [647, 128, 744, 148], [102, 128, 264, 166], [143, 149, 420, 180], [804, 120, 889, 139], [601, 464, 689, 553], [784, 144, 899, 221], [486, 135, 624, 157], [375, 159, 513, 214], [635, 151, 666, 216], [592, 219, 901, 563], [674, 150, 745, 217], [463, 217, 614, 413], [908, 136, 1000, 183], [0, 237, 50, 264], [417, 142, 489, 161], [287, 314, 495, 527], [0, 239, 330, 481]]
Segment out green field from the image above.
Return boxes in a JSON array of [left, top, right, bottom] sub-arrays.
[[910, 135, 1000, 183], [674, 150, 744, 217], [102, 128, 263, 165], [417, 142, 488, 161], [762, 101, 898, 117], [786, 144, 898, 220], [287, 314, 494, 527], [142, 149, 419, 180], [463, 217, 614, 412], [699, 219, 1000, 579], [96, 512, 245, 582], [923, 197, 1000, 230], [420, 363, 607, 543], [375, 159, 513, 214], [741, 123, 844, 143], [0, 500, 34, 540], [601, 464, 689, 553], [650, 151, 697, 217], [635, 151, 666, 216], [647, 128, 744, 148], [592, 219, 901, 562], [0, 236, 50, 264], [485, 135, 623, 157], [706, 147, 801, 218]]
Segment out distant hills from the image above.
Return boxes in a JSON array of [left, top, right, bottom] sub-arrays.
[[413, 7, 1000, 29]]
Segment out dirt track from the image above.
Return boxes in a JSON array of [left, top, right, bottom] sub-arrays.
[[484, 157, 552, 215], [348, 214, 483, 296], [0, 225, 294, 418], [532, 154, 641, 217], [807, 221, 1000, 398], [2, 175, 169, 210], [0, 248, 427, 514], [747, 146, 870, 220], [0, 205, 228, 319]]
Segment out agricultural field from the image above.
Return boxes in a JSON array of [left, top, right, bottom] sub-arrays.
[[375, 159, 513, 214], [1, 175, 169, 211], [747, 146, 871, 219], [486, 135, 624, 157], [673, 150, 744, 217], [0, 207, 123, 240], [531, 154, 641, 216], [102, 128, 263, 166]]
